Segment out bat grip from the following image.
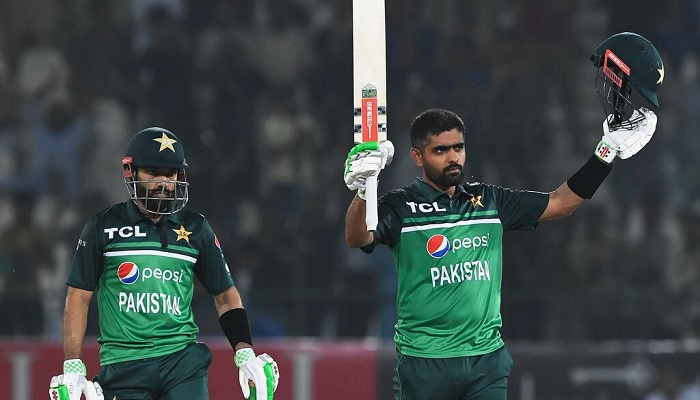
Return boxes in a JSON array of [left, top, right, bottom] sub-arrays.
[[365, 175, 378, 231]]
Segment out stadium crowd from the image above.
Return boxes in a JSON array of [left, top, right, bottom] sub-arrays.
[[1, 0, 699, 342]]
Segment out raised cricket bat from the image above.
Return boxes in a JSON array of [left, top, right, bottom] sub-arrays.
[[353, 0, 388, 231]]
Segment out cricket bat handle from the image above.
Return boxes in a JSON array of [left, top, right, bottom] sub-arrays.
[[365, 175, 378, 230]]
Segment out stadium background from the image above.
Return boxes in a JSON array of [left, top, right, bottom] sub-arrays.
[[1, 0, 699, 398]]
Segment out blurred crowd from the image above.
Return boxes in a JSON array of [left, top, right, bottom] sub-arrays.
[[0, 0, 699, 342]]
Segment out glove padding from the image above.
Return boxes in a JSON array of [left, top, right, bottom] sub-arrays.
[[49, 359, 103, 400], [235, 349, 280, 400], [595, 107, 657, 163], [343, 141, 394, 196]]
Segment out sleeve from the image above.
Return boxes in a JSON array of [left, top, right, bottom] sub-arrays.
[[66, 216, 104, 291], [193, 218, 235, 295], [494, 186, 549, 232], [361, 193, 403, 253]]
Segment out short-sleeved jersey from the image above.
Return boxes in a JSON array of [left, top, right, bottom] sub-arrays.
[[366, 178, 548, 358], [67, 200, 234, 365]]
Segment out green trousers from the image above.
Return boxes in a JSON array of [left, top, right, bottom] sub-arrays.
[[393, 345, 513, 400], [96, 341, 213, 400]]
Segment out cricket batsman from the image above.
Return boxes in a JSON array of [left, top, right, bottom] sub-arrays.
[[49, 127, 279, 399], [343, 32, 663, 400]]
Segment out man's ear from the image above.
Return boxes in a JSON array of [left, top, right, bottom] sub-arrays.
[[410, 148, 423, 167]]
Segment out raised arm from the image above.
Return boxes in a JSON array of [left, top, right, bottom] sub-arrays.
[[540, 182, 585, 221], [343, 141, 394, 248], [345, 194, 375, 248], [541, 108, 657, 222]]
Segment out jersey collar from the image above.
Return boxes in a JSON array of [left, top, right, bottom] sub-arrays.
[[411, 177, 468, 202]]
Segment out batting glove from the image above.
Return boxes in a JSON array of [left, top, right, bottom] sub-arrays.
[[595, 107, 657, 164], [49, 359, 104, 400], [343, 141, 394, 199], [235, 348, 280, 400]]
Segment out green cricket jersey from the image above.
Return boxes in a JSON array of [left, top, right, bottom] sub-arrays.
[[67, 200, 235, 365], [367, 178, 548, 358]]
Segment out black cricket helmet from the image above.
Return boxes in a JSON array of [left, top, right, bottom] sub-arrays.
[[591, 32, 664, 128], [122, 127, 189, 215]]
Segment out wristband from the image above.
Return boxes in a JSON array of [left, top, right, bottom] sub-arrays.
[[63, 359, 87, 375], [219, 308, 253, 350], [566, 155, 613, 199]]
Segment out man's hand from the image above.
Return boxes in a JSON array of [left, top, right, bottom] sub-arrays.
[[48, 359, 103, 400], [343, 141, 394, 199], [235, 349, 280, 400], [595, 107, 657, 164]]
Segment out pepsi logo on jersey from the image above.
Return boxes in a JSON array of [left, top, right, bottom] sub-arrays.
[[426, 235, 450, 258], [118, 262, 140, 284], [426, 233, 490, 259], [117, 262, 185, 285]]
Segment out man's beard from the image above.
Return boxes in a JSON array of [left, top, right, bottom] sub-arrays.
[[424, 163, 464, 190], [135, 184, 175, 213]]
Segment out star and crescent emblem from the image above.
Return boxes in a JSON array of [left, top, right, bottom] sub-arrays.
[[173, 225, 192, 243], [153, 132, 177, 152], [469, 195, 484, 208], [657, 66, 664, 84]]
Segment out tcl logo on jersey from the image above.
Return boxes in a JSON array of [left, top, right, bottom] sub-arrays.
[[406, 201, 446, 213], [117, 262, 184, 284], [104, 226, 148, 239], [426, 233, 490, 258]]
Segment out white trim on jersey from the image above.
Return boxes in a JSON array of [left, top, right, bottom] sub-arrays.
[[401, 218, 501, 233], [105, 250, 197, 263]]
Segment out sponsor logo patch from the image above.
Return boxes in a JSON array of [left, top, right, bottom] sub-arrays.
[[117, 262, 139, 285]]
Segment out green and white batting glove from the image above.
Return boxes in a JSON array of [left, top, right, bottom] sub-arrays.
[[343, 141, 395, 199], [48, 359, 104, 400], [235, 348, 280, 400], [595, 107, 657, 164]]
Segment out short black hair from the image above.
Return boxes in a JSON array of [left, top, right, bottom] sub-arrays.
[[409, 108, 466, 149]]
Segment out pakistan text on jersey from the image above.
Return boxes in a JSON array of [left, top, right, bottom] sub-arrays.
[[431, 260, 491, 287], [118, 292, 182, 315]]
